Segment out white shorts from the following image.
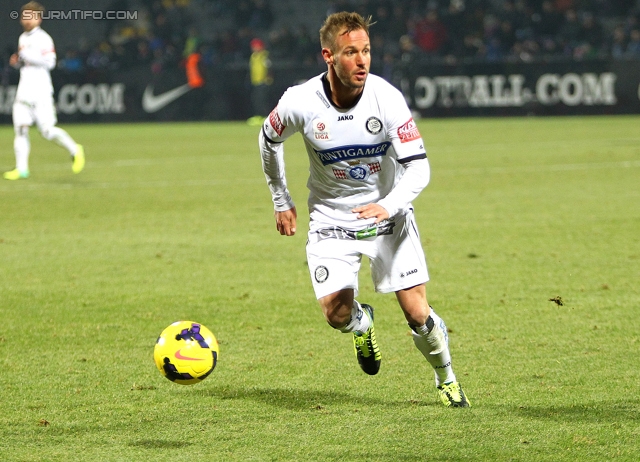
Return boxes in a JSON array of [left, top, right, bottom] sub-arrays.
[[13, 96, 57, 131], [306, 210, 429, 299]]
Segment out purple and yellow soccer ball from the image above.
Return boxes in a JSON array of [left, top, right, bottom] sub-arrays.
[[154, 321, 219, 385]]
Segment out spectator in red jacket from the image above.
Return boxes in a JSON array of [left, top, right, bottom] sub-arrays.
[[412, 9, 448, 56]]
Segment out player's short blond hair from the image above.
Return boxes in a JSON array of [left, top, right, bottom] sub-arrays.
[[21, 1, 45, 13], [319, 12, 372, 51]]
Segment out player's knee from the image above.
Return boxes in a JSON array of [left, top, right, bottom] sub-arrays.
[[325, 313, 350, 330], [39, 126, 55, 140], [14, 125, 29, 137], [319, 292, 353, 328]]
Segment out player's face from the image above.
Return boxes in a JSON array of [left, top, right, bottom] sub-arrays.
[[20, 10, 42, 31], [331, 29, 371, 89]]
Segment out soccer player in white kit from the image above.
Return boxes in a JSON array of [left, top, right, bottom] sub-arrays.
[[259, 12, 470, 407], [4, 1, 85, 181]]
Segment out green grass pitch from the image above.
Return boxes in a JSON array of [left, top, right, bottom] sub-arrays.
[[0, 115, 639, 461]]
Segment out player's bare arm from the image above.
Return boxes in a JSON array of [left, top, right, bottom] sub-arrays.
[[275, 206, 297, 236]]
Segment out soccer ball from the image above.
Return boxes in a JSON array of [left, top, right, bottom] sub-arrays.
[[154, 321, 219, 385]]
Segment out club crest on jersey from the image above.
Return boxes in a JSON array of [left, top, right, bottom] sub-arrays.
[[333, 162, 381, 181], [314, 142, 391, 165], [366, 117, 382, 134], [313, 119, 330, 140], [398, 118, 421, 143]]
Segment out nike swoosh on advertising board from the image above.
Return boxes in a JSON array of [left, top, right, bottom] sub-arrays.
[[142, 83, 192, 113], [174, 349, 203, 361]]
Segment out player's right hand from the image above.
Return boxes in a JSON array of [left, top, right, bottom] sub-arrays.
[[9, 54, 19, 66], [275, 207, 297, 236]]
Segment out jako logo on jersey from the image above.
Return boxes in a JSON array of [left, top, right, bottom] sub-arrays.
[[269, 107, 285, 136], [338, 115, 353, 121], [313, 119, 330, 140], [398, 118, 421, 143], [314, 142, 391, 165]]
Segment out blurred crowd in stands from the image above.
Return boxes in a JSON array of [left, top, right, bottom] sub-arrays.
[[3, 0, 640, 79]]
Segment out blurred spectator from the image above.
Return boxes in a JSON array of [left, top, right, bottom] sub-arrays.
[[558, 9, 582, 54], [610, 25, 627, 58], [247, 38, 272, 124], [398, 34, 423, 69], [411, 9, 448, 56], [294, 24, 319, 65], [137, 40, 153, 65], [183, 27, 200, 57], [554, 0, 574, 13], [268, 26, 297, 61], [58, 49, 84, 73], [442, 0, 467, 57], [235, 0, 253, 28], [386, 5, 410, 44], [462, 33, 486, 59], [86, 42, 113, 70], [532, 1, 563, 38], [496, 20, 517, 55], [626, 29, 640, 57], [248, 0, 274, 31], [577, 12, 604, 53]]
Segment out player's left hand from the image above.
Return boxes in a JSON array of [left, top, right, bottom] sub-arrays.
[[352, 203, 389, 224], [275, 206, 297, 236]]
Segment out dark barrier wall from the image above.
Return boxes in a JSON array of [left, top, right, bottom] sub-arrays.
[[1, 60, 639, 123]]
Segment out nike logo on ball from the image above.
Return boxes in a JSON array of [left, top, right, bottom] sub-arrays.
[[174, 349, 203, 361], [142, 83, 192, 113]]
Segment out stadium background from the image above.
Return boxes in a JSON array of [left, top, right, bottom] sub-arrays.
[[1, 0, 639, 121]]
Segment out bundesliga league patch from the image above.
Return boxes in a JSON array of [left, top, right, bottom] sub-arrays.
[[332, 162, 381, 180], [313, 119, 330, 140]]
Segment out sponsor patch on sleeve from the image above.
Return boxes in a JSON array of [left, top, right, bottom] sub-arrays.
[[269, 107, 285, 136], [397, 118, 421, 143]]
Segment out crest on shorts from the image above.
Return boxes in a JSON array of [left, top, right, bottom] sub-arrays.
[[314, 266, 329, 283], [365, 117, 382, 134]]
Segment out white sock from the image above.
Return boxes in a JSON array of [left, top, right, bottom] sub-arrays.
[[338, 300, 371, 334], [14, 127, 30, 172], [411, 310, 456, 386], [42, 126, 77, 155]]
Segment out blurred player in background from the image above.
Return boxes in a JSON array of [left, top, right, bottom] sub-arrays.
[[259, 11, 470, 407], [4, 1, 84, 180]]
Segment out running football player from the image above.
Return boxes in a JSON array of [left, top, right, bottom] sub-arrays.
[[4, 1, 85, 180], [259, 11, 470, 407]]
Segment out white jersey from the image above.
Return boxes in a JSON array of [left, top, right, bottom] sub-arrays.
[[14, 27, 56, 103], [260, 72, 430, 229]]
